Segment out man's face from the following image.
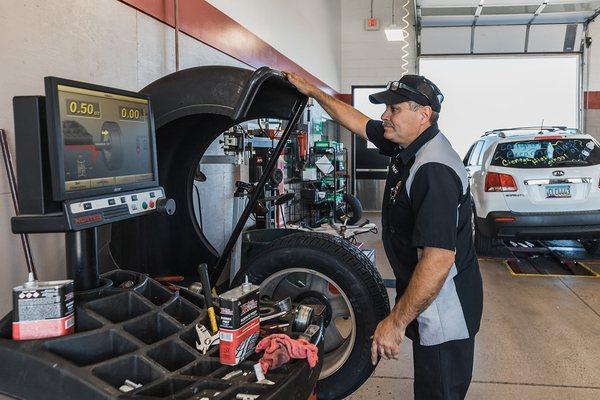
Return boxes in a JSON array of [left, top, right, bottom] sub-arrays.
[[380, 102, 431, 147]]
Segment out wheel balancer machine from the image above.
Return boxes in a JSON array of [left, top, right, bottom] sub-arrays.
[[0, 75, 321, 399]]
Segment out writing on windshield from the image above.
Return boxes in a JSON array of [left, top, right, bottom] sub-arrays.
[[491, 139, 599, 168]]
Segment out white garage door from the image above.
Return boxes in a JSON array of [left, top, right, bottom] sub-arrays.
[[419, 55, 579, 157]]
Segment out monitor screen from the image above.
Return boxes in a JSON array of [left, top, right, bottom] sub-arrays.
[[45, 77, 158, 200]]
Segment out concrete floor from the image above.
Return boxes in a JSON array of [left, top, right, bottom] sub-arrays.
[[347, 212, 600, 400]]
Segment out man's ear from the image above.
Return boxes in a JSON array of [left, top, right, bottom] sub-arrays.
[[420, 106, 432, 123]]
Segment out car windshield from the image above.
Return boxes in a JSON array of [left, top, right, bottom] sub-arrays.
[[490, 138, 600, 168]]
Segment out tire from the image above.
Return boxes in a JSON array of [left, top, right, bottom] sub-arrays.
[[581, 239, 599, 256], [100, 121, 123, 171], [239, 232, 389, 400], [473, 208, 493, 255], [335, 193, 363, 225]]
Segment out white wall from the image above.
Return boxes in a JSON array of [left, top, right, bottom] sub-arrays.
[[585, 19, 600, 91], [206, 0, 342, 92], [341, 0, 417, 93], [584, 19, 600, 141], [0, 0, 247, 315]]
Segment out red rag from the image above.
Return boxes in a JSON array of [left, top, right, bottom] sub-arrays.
[[255, 333, 319, 373]]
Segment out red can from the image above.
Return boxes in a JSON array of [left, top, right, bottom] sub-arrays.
[[218, 282, 260, 366], [12, 280, 75, 340]]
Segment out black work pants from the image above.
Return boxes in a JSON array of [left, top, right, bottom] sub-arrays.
[[412, 337, 475, 400]]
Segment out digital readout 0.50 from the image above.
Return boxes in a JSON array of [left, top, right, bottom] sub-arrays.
[[66, 99, 101, 118], [119, 105, 146, 122]]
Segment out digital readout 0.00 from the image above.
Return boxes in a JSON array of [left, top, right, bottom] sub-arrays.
[[66, 99, 101, 118], [119, 105, 146, 122]]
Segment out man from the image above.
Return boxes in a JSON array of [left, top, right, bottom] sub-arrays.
[[284, 72, 483, 400]]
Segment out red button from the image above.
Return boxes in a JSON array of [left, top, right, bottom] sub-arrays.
[[149, 200, 155, 208]]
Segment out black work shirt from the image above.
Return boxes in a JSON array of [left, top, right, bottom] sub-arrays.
[[366, 120, 483, 346]]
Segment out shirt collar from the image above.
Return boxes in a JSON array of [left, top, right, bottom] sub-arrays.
[[395, 123, 439, 165]]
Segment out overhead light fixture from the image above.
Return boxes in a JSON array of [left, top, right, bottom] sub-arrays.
[[385, 24, 406, 41], [385, 0, 406, 41]]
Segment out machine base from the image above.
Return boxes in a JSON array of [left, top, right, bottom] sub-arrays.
[[0, 270, 322, 400]]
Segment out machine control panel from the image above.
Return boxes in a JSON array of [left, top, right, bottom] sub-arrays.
[[65, 187, 165, 230]]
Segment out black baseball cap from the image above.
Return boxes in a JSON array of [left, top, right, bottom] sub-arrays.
[[369, 75, 444, 112]]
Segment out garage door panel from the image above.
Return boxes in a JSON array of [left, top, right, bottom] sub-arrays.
[[474, 25, 527, 53], [476, 14, 533, 25], [528, 24, 583, 52], [421, 27, 472, 54], [421, 15, 476, 26]]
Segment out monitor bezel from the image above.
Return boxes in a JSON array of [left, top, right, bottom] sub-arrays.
[[44, 76, 159, 201]]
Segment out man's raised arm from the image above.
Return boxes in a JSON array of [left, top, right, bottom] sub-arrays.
[[283, 72, 370, 140]]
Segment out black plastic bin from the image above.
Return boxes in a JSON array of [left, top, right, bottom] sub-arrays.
[[0, 270, 322, 400]]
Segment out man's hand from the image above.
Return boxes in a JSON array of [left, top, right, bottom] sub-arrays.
[[282, 71, 316, 97], [283, 71, 370, 139], [370, 247, 454, 366], [371, 315, 406, 365]]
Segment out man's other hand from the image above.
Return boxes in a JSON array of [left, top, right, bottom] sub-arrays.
[[371, 315, 405, 365], [283, 71, 316, 97]]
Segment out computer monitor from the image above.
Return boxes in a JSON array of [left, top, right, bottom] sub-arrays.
[[44, 77, 159, 201]]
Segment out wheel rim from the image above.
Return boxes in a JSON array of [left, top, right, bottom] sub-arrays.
[[259, 268, 356, 380]]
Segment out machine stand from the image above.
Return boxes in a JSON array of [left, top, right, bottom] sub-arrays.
[[66, 227, 100, 292]]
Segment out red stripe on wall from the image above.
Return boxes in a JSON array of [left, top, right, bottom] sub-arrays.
[[584, 91, 600, 110], [119, 0, 339, 97]]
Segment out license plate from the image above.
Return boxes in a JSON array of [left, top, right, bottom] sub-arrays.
[[545, 184, 571, 198]]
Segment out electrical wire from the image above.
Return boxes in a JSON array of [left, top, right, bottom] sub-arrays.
[[400, 0, 411, 76]]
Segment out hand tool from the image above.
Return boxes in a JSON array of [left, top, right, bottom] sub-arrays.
[[195, 323, 219, 354], [198, 263, 218, 333]]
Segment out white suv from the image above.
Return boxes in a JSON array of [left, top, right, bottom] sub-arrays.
[[465, 127, 600, 254]]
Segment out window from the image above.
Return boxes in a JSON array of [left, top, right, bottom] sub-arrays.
[[476, 142, 488, 165], [467, 141, 484, 166], [490, 139, 600, 168], [353, 87, 385, 149]]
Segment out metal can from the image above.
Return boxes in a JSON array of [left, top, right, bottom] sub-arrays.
[[218, 282, 260, 365], [12, 279, 75, 340]]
